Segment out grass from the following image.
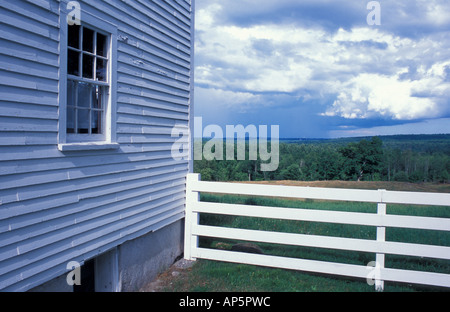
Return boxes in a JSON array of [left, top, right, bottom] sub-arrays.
[[166, 181, 450, 292], [168, 260, 386, 292]]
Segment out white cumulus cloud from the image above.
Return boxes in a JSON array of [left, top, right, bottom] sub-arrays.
[[195, 0, 450, 123]]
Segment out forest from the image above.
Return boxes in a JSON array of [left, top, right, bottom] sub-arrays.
[[193, 134, 450, 184]]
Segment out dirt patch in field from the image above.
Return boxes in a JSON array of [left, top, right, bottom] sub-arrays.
[[139, 258, 195, 292], [241, 180, 450, 193]]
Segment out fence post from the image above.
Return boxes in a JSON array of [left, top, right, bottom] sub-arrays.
[[184, 173, 200, 261], [375, 189, 386, 291]]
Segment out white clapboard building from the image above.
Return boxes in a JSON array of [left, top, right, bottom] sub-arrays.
[[0, 0, 194, 291]]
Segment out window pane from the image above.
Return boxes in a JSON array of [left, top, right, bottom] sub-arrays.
[[83, 27, 94, 53], [68, 25, 80, 49], [77, 82, 91, 108], [97, 33, 107, 57], [82, 54, 94, 79], [68, 50, 80, 76], [67, 80, 77, 106], [91, 110, 102, 134], [67, 80, 77, 133], [77, 109, 90, 134], [96, 58, 107, 81], [92, 85, 103, 109]]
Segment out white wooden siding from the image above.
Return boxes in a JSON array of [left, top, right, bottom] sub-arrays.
[[0, 0, 194, 291]]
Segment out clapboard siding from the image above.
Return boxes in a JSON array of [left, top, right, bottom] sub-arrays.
[[0, 173, 187, 234], [1, 204, 185, 291], [2, 187, 186, 245], [118, 41, 190, 77], [1, 181, 187, 259], [0, 0, 193, 291], [118, 104, 189, 121], [136, 0, 191, 35], [0, 149, 179, 176], [0, 54, 59, 81], [116, 31, 191, 70], [0, 158, 187, 193], [0, 71, 58, 94], [118, 83, 189, 107], [0, 159, 188, 212], [118, 62, 190, 92], [0, 0, 59, 23], [118, 73, 189, 99], [114, 0, 191, 43], [0, 23, 59, 54], [0, 7, 59, 40], [0, 38, 59, 68], [0, 84, 58, 107], [0, 132, 57, 146], [80, 0, 191, 57], [0, 102, 58, 122]]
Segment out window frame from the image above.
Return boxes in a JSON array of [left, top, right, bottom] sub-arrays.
[[66, 24, 109, 140], [59, 5, 118, 151]]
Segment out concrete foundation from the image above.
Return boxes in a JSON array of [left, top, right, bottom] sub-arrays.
[[119, 220, 184, 292]]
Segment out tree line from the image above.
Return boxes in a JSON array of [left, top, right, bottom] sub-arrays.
[[194, 135, 450, 183]]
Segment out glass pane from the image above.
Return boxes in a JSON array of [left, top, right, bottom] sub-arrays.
[[96, 58, 107, 81], [77, 109, 90, 134], [92, 85, 103, 109], [97, 33, 107, 57], [77, 82, 91, 108], [83, 27, 94, 53], [67, 80, 76, 106], [68, 25, 80, 49], [67, 80, 77, 133], [67, 50, 80, 76], [82, 54, 94, 79], [91, 110, 102, 134]]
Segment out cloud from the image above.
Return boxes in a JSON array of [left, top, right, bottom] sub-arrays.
[[329, 118, 450, 138], [200, 0, 366, 31], [323, 73, 439, 120], [196, 21, 317, 93], [194, 0, 450, 136], [382, 0, 450, 37], [195, 87, 262, 113], [197, 0, 450, 37]]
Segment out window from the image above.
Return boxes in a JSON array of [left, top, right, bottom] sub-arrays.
[[59, 8, 118, 151], [67, 24, 108, 139]]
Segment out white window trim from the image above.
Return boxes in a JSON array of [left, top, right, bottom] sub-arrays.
[[58, 2, 118, 152]]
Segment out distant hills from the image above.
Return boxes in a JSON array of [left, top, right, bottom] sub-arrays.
[[281, 134, 450, 154]]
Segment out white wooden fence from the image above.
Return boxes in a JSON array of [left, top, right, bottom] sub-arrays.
[[184, 173, 450, 291]]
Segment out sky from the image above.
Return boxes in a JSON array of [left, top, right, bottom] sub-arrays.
[[193, 0, 450, 138]]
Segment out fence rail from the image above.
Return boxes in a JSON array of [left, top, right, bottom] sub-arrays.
[[184, 173, 450, 291]]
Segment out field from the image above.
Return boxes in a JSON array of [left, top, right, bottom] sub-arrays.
[[154, 180, 450, 292], [243, 179, 450, 193]]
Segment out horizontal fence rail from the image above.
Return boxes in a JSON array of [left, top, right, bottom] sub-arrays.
[[184, 174, 450, 291]]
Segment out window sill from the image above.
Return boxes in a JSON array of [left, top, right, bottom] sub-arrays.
[[58, 142, 120, 152]]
